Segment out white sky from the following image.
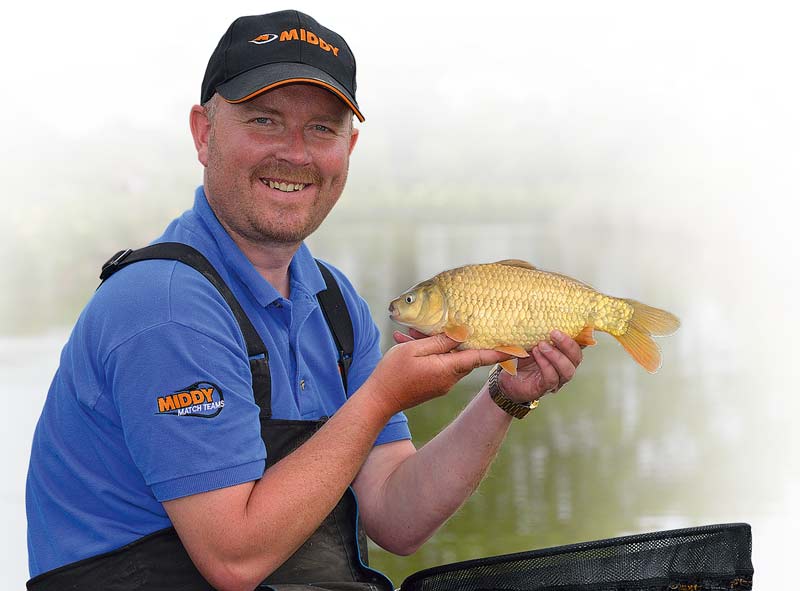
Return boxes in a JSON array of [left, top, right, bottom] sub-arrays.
[[2, 1, 798, 140]]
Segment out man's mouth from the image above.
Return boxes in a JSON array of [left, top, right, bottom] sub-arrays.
[[260, 178, 308, 192]]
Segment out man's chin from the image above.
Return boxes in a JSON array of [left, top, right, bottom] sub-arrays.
[[246, 218, 325, 246]]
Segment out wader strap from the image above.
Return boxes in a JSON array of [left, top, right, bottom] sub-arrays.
[[100, 243, 273, 416], [99, 244, 355, 413], [316, 262, 355, 393]]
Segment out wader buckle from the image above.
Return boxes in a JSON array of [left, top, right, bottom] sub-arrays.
[[100, 249, 134, 280]]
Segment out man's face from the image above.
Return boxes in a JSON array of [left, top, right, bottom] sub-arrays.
[[191, 84, 359, 248]]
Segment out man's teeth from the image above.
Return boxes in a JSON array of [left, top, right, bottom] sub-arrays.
[[264, 179, 306, 192]]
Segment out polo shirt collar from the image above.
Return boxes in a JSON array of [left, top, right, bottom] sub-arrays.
[[193, 186, 327, 306], [288, 244, 327, 298]]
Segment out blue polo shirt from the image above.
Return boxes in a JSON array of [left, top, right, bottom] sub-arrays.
[[26, 187, 410, 577]]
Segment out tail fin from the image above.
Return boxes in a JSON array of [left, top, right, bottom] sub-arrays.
[[613, 300, 680, 373]]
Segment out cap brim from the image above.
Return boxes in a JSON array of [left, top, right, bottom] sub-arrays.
[[216, 63, 364, 122]]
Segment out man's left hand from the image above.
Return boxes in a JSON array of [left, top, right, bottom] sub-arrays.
[[500, 330, 583, 403]]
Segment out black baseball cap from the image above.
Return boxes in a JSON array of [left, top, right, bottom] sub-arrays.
[[201, 10, 364, 122]]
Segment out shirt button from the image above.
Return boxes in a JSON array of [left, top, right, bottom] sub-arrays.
[[299, 379, 306, 391]]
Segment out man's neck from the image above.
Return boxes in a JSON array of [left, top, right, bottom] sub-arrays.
[[201, 187, 301, 298]]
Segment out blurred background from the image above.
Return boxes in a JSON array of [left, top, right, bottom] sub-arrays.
[[2, 0, 798, 588]]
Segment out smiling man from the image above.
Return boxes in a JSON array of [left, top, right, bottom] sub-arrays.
[[194, 84, 358, 294], [26, 10, 583, 591]]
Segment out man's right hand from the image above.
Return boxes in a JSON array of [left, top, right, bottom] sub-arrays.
[[363, 332, 512, 418]]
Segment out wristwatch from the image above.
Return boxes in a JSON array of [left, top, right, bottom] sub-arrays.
[[488, 365, 538, 419]]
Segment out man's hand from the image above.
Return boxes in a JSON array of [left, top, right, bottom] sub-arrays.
[[389, 329, 583, 406], [364, 332, 512, 418], [500, 329, 583, 403]]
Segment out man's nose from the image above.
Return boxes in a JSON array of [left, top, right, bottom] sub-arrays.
[[274, 128, 312, 166]]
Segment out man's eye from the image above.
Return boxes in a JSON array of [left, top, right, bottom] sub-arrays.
[[253, 117, 272, 125], [314, 124, 332, 133]]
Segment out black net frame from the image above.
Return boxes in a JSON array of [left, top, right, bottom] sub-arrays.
[[399, 523, 753, 591]]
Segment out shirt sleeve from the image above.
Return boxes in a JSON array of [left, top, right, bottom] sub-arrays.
[[98, 262, 267, 502], [106, 321, 266, 501]]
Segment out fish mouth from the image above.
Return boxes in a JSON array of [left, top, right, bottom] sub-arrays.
[[388, 301, 400, 320], [259, 178, 309, 193], [388, 301, 412, 325]]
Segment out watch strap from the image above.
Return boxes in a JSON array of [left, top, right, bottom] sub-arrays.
[[488, 365, 538, 419]]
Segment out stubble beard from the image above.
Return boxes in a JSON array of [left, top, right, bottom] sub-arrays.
[[204, 140, 347, 247]]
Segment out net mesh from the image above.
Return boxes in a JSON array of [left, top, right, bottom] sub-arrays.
[[399, 523, 753, 591]]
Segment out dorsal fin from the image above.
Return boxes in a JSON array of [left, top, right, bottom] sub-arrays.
[[494, 259, 538, 270], [495, 259, 596, 290]]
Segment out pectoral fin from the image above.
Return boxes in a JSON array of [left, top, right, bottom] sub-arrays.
[[495, 346, 527, 375], [494, 345, 530, 358], [444, 324, 469, 342], [499, 359, 519, 375], [574, 326, 597, 347]]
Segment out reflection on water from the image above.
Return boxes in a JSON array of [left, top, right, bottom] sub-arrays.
[[3, 208, 789, 588], [366, 366, 749, 585]]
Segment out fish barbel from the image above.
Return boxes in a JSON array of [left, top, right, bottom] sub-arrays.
[[388, 259, 680, 374]]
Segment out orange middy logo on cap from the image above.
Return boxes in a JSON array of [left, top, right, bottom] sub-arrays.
[[249, 33, 278, 44], [249, 29, 340, 56]]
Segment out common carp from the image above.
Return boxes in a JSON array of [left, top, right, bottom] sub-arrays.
[[388, 259, 680, 374]]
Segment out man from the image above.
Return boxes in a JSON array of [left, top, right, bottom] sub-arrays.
[[26, 10, 582, 591]]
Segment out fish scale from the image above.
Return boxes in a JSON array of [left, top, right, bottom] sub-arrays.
[[389, 259, 680, 373], [438, 264, 603, 350]]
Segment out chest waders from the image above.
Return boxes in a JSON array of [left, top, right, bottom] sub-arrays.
[[27, 243, 394, 591]]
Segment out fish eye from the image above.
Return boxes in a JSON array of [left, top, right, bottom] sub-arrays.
[[404, 293, 416, 304]]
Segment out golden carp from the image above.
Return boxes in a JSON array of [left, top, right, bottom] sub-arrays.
[[388, 260, 680, 374]]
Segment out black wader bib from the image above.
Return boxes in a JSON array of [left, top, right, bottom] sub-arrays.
[[27, 244, 394, 591]]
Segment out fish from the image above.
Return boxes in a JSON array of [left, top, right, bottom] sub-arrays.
[[388, 259, 680, 374]]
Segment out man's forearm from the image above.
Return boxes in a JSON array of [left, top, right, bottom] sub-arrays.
[[361, 381, 515, 554]]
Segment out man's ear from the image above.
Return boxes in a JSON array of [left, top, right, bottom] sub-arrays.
[[190, 105, 211, 167], [348, 125, 359, 155]]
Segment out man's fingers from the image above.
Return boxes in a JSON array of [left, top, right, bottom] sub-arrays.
[[392, 329, 429, 345], [392, 331, 416, 344], [407, 333, 512, 373], [537, 342, 577, 385], [550, 330, 583, 366], [410, 332, 462, 355], [447, 349, 512, 375], [531, 346, 560, 392]]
